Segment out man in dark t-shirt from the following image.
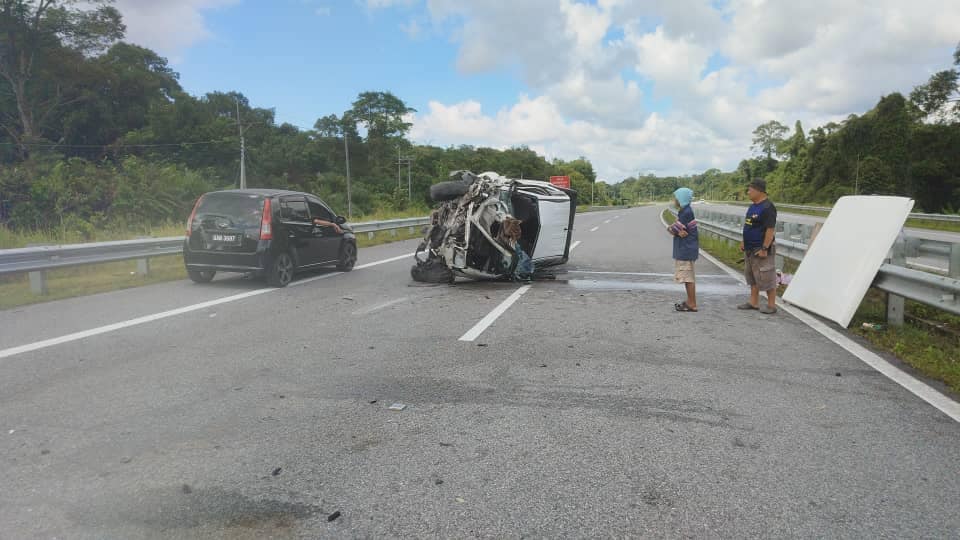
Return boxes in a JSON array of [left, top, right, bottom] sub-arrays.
[[738, 179, 778, 314]]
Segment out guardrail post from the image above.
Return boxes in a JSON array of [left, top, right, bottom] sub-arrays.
[[367, 232, 375, 240], [886, 236, 907, 327], [29, 270, 48, 296], [136, 257, 151, 277], [950, 243, 960, 280]]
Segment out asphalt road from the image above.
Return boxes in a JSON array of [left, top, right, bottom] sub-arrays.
[[1, 206, 958, 539]]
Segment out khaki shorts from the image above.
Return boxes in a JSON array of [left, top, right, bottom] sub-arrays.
[[745, 247, 777, 291], [674, 260, 695, 283]]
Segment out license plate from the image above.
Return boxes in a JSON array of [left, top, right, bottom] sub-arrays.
[[211, 234, 238, 243]]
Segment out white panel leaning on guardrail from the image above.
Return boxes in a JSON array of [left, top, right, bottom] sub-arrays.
[[0, 217, 432, 295], [669, 207, 960, 324]]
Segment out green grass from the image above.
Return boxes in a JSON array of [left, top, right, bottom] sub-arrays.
[[0, 255, 188, 310], [666, 207, 960, 394], [0, 222, 187, 249]]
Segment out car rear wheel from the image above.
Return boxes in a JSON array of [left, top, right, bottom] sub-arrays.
[[336, 241, 357, 271], [188, 269, 216, 283], [267, 252, 294, 287], [429, 180, 469, 202]]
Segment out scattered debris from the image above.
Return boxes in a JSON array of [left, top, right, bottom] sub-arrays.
[[120, 456, 132, 464], [272, 467, 282, 476], [477, 343, 488, 347], [209, 313, 217, 318], [327, 510, 342, 522], [181, 484, 192, 494], [539, 364, 547, 368], [369, 400, 378, 404], [439, 442, 453, 447], [342, 296, 355, 301], [435, 479, 444, 485], [388, 403, 407, 411], [8, 429, 14, 435], [368, 346, 375, 350], [861, 322, 884, 331], [455, 497, 466, 504], [835, 372, 842, 377], [40, 449, 50, 455]]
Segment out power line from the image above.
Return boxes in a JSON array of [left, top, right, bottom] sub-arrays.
[[0, 139, 235, 149]]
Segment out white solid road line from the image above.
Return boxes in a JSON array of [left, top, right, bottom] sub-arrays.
[[697, 240, 960, 424], [0, 252, 413, 361], [352, 296, 410, 316], [590, 226, 599, 232], [459, 285, 532, 342], [355, 253, 411, 270], [658, 209, 960, 423]]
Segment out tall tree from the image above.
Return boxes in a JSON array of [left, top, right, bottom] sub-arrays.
[[751, 120, 789, 160], [910, 41, 960, 123], [0, 0, 124, 157]]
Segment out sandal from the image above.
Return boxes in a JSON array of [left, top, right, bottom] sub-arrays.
[[675, 302, 698, 312]]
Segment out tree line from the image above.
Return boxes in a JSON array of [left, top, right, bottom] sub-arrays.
[[612, 44, 960, 213], [0, 0, 603, 237]]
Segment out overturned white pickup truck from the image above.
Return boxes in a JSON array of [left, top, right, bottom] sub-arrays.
[[411, 171, 577, 283]]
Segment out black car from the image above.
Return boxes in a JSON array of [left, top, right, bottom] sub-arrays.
[[183, 189, 357, 287]]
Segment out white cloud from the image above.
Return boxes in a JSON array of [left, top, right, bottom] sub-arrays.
[[392, 0, 960, 180], [113, 0, 238, 61], [315, 6, 332, 16]]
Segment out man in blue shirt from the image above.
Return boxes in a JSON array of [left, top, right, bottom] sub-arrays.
[[667, 187, 699, 312], [738, 179, 778, 314]]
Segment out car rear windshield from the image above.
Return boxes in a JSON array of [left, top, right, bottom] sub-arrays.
[[195, 193, 265, 228]]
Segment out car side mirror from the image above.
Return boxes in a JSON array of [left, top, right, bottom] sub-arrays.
[[335, 215, 347, 225]]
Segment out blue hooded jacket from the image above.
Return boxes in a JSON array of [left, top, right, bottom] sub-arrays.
[[672, 188, 699, 261]]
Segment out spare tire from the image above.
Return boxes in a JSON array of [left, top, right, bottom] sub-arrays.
[[430, 180, 469, 202], [411, 259, 455, 283]]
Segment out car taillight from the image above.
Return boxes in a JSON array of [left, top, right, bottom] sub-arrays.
[[186, 196, 203, 237], [260, 198, 273, 240]]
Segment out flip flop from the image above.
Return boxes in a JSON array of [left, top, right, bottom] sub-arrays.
[[675, 302, 698, 312]]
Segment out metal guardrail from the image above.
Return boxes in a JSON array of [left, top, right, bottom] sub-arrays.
[[709, 201, 960, 223], [0, 217, 431, 295], [670, 208, 960, 320]]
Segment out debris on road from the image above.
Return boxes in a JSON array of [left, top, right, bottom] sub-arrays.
[[388, 403, 407, 411], [327, 510, 342, 522], [861, 322, 885, 331], [369, 400, 378, 404], [435, 479, 444, 485], [455, 497, 466, 504], [439, 442, 453, 447], [836, 372, 843, 377], [181, 484, 192, 494], [120, 456, 132, 464], [272, 467, 282, 476]]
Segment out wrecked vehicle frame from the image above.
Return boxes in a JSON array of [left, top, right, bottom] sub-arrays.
[[412, 171, 577, 283]]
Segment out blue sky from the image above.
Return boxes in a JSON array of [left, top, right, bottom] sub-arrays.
[[172, 1, 525, 130], [116, 0, 960, 180]]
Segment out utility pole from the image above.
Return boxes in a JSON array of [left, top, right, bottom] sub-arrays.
[[236, 99, 246, 189], [397, 151, 414, 201], [344, 130, 352, 219], [855, 153, 861, 195]]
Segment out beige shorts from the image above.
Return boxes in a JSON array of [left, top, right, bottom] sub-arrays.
[[745, 247, 777, 291], [674, 260, 695, 283]]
